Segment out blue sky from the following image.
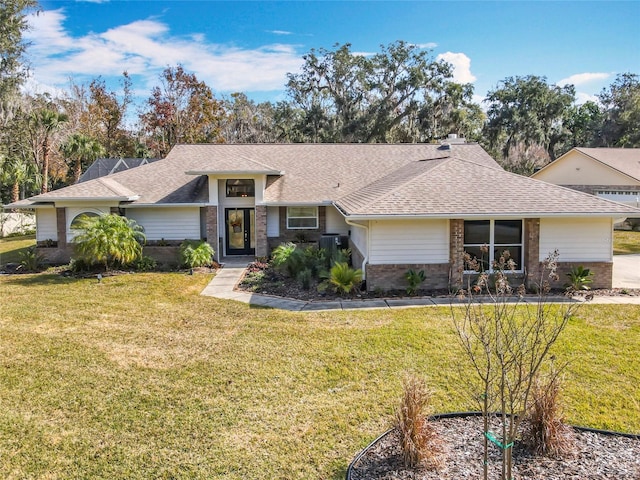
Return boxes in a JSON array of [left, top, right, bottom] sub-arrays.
[[25, 1, 640, 108]]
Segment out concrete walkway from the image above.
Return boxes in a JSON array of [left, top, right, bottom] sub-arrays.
[[201, 261, 640, 312]]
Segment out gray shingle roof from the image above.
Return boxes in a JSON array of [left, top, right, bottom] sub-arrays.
[[336, 157, 640, 217], [78, 158, 159, 183], [19, 143, 640, 217]]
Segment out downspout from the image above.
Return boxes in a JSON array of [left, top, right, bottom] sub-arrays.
[[344, 217, 369, 280]]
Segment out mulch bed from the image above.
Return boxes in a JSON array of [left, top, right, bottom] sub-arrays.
[[238, 262, 640, 302], [348, 415, 640, 479]]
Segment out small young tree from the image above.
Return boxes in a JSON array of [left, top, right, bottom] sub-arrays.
[[73, 214, 145, 270], [452, 249, 580, 480]]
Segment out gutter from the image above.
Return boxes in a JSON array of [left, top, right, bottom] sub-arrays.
[[343, 217, 369, 281]]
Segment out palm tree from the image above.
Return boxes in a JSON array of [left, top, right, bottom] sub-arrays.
[[30, 108, 68, 193], [0, 156, 30, 204], [61, 134, 105, 183], [73, 214, 145, 270]]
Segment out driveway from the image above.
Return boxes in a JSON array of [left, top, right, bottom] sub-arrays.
[[613, 254, 640, 288]]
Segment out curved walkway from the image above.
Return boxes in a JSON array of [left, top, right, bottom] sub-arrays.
[[201, 261, 640, 312]]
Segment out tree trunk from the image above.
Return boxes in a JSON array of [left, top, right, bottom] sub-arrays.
[[74, 158, 82, 183], [11, 182, 20, 204], [41, 138, 49, 194]]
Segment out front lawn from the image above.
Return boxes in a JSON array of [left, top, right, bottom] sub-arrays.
[[0, 234, 35, 266], [614, 229, 640, 254], [0, 272, 638, 479]]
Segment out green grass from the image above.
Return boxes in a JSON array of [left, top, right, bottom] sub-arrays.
[[613, 229, 640, 254], [0, 272, 638, 479], [0, 234, 36, 266]]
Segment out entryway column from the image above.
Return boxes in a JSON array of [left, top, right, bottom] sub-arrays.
[[205, 205, 219, 262], [524, 218, 541, 288], [255, 205, 268, 258], [449, 219, 464, 290]]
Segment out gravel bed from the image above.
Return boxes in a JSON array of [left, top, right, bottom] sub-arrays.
[[349, 415, 640, 479]]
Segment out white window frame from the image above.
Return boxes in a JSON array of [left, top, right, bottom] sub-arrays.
[[463, 219, 523, 273], [286, 206, 318, 230]]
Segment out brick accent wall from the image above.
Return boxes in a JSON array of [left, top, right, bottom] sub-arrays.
[[142, 246, 180, 267], [205, 206, 218, 261], [366, 263, 450, 292], [449, 219, 464, 289], [255, 205, 268, 257], [56, 208, 67, 248], [524, 218, 541, 288], [539, 261, 613, 290], [276, 206, 327, 244]]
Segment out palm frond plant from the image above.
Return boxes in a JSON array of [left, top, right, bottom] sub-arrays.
[[73, 214, 145, 270], [179, 240, 215, 268], [329, 262, 363, 295]]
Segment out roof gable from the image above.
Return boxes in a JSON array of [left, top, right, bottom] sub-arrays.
[[532, 148, 640, 185]]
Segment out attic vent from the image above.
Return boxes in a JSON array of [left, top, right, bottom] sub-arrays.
[[439, 143, 452, 151]]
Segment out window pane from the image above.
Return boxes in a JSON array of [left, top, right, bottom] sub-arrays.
[[464, 246, 490, 272], [70, 212, 99, 229], [464, 220, 490, 244], [226, 179, 255, 197], [288, 206, 315, 218], [289, 217, 317, 229], [494, 246, 522, 269], [494, 220, 522, 244]]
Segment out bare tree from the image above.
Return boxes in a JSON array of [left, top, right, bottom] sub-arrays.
[[452, 249, 581, 479]]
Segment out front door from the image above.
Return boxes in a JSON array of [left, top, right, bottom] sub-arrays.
[[225, 208, 255, 255]]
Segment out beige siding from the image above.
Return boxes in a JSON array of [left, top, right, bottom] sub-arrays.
[[266, 206, 279, 237], [539, 217, 612, 262], [325, 205, 349, 235], [349, 220, 368, 256], [369, 219, 449, 264], [35, 209, 57, 241], [533, 151, 639, 186], [126, 207, 201, 240]]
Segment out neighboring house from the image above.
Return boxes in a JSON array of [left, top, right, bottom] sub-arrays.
[[78, 158, 159, 183], [7, 143, 639, 290], [531, 148, 640, 209]]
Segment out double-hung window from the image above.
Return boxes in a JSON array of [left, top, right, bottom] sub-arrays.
[[463, 219, 523, 272], [287, 206, 318, 229]]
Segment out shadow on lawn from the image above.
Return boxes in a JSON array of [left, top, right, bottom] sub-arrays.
[[0, 272, 85, 286]]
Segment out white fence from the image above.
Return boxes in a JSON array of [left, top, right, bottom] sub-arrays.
[[0, 212, 35, 237]]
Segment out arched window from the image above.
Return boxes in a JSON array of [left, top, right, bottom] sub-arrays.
[[70, 212, 100, 230]]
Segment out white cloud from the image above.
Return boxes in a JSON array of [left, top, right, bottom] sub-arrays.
[[24, 9, 304, 98], [575, 91, 599, 105], [268, 30, 293, 35], [415, 42, 438, 49], [557, 72, 610, 87], [436, 52, 476, 84]]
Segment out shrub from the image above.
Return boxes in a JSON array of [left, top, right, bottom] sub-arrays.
[[73, 214, 145, 270], [297, 268, 313, 290], [18, 247, 45, 272], [271, 242, 298, 276], [133, 255, 157, 272], [523, 373, 575, 457], [329, 262, 362, 295], [179, 240, 214, 268], [565, 265, 593, 293], [405, 268, 426, 296], [395, 374, 444, 469]]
